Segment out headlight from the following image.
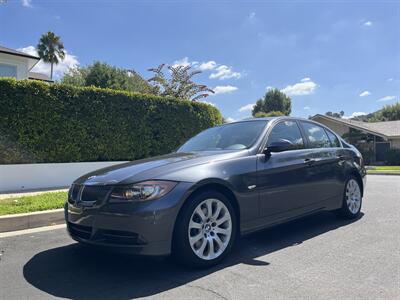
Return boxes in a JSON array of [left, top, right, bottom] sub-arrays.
[[109, 181, 177, 202]]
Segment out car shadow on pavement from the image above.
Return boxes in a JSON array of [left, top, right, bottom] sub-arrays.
[[23, 211, 363, 299]]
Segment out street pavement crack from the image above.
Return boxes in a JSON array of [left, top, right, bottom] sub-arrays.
[[186, 283, 228, 300]]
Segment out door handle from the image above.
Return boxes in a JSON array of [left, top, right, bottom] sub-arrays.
[[337, 155, 346, 162]]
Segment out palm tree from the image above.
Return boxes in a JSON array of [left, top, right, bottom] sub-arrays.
[[148, 64, 214, 101], [37, 31, 65, 79]]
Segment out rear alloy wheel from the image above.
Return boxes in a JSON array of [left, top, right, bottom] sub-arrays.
[[336, 176, 362, 219], [173, 191, 237, 268]]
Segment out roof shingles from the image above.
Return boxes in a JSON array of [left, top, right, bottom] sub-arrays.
[[313, 114, 400, 138], [0, 45, 39, 60]]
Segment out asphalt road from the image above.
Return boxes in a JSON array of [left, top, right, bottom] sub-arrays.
[[0, 175, 399, 300]]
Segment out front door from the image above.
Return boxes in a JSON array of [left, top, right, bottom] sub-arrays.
[[257, 120, 312, 219]]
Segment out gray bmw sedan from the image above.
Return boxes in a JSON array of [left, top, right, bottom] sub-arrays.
[[65, 117, 366, 268]]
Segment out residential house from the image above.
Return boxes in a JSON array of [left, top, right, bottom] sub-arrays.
[[0, 45, 52, 82], [312, 114, 400, 163]]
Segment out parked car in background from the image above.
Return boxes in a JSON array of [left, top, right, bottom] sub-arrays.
[[65, 117, 366, 268]]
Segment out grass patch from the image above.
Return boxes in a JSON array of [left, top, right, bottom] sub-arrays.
[[0, 192, 67, 216], [367, 166, 400, 174], [367, 166, 400, 171]]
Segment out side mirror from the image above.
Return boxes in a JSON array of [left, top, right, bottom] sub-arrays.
[[264, 140, 295, 154]]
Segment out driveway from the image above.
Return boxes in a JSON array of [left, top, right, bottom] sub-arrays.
[[0, 175, 399, 299]]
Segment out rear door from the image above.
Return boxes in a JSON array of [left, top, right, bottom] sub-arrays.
[[299, 121, 345, 203]]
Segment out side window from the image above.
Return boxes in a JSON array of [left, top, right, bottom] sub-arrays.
[[300, 122, 331, 148], [0, 64, 17, 78], [267, 120, 304, 149], [325, 129, 341, 148]]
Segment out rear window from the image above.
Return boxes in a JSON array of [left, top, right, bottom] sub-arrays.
[[325, 129, 341, 147], [300, 121, 331, 148]]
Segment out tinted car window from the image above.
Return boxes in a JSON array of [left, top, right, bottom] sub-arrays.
[[267, 120, 304, 149], [301, 122, 331, 148], [325, 129, 341, 147], [178, 121, 267, 152]]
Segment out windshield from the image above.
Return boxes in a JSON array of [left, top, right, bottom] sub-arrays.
[[177, 121, 268, 152]]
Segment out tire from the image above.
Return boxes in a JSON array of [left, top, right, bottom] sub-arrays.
[[172, 190, 237, 268], [335, 176, 362, 219]]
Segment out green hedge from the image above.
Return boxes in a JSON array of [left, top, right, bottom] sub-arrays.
[[0, 78, 222, 164]]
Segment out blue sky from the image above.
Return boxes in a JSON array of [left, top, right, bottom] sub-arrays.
[[1, 0, 399, 121]]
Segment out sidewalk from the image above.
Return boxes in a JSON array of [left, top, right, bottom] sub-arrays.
[[0, 188, 68, 199]]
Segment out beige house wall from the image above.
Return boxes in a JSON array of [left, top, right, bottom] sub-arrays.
[[389, 138, 400, 149]]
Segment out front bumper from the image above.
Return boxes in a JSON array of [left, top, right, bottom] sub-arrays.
[[65, 181, 194, 256]]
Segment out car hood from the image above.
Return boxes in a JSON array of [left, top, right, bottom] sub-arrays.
[[74, 151, 247, 185]]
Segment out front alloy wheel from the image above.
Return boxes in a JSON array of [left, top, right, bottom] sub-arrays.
[[188, 198, 232, 260], [173, 191, 237, 268]]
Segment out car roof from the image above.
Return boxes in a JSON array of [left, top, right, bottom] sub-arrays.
[[229, 116, 313, 123], [228, 116, 336, 134]]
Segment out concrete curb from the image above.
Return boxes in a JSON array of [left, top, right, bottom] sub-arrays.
[[0, 209, 64, 233]]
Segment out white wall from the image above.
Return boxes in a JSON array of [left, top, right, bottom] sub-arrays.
[[0, 53, 30, 80], [0, 161, 127, 193]]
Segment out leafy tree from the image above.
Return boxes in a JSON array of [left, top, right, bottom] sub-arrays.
[[254, 111, 285, 118], [62, 62, 154, 94], [252, 89, 291, 117], [61, 67, 87, 86], [325, 111, 344, 118], [148, 64, 214, 101], [37, 31, 65, 80], [352, 102, 400, 122], [373, 102, 400, 121]]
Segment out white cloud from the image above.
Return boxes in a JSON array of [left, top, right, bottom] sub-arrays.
[[197, 61, 217, 71], [363, 21, 373, 26], [359, 90, 371, 97], [225, 117, 236, 123], [281, 78, 317, 96], [343, 112, 367, 119], [18, 46, 79, 79], [388, 78, 394, 82], [266, 86, 273, 91], [303, 106, 311, 110], [210, 65, 241, 80], [199, 100, 217, 107], [377, 95, 396, 102], [213, 85, 238, 95], [171, 57, 241, 80], [172, 57, 192, 68], [21, 0, 32, 7], [238, 103, 255, 112], [309, 127, 320, 134]]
